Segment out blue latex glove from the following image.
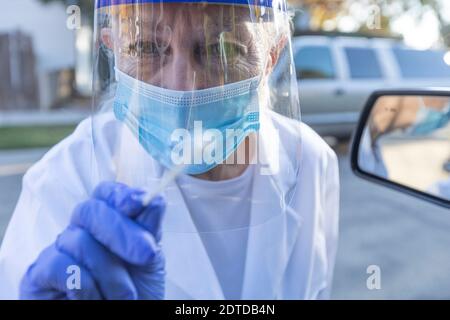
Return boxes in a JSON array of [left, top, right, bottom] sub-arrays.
[[20, 182, 166, 300]]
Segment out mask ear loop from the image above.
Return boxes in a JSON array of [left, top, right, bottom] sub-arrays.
[[112, 25, 120, 82], [114, 55, 121, 82], [112, 24, 127, 83]]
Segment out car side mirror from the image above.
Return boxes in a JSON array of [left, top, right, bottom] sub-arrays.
[[351, 89, 450, 209]]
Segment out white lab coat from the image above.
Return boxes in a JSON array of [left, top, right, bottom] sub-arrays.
[[0, 110, 339, 300]]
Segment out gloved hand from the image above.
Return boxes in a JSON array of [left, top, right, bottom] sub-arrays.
[[19, 182, 166, 300]]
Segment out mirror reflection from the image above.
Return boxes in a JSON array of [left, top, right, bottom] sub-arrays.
[[358, 95, 450, 201]]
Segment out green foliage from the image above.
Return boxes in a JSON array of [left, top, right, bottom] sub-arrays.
[[0, 125, 76, 150]]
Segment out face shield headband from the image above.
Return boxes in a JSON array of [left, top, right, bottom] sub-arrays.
[[96, 0, 287, 11]]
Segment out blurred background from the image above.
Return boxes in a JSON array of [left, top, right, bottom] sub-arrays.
[[0, 0, 450, 299]]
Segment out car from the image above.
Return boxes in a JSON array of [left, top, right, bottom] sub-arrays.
[[271, 34, 450, 139]]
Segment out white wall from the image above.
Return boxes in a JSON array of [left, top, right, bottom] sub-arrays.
[[0, 0, 76, 72]]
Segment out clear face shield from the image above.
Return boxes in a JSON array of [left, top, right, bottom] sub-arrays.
[[92, 0, 302, 299]]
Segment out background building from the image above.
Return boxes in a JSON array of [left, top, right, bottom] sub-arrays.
[[0, 0, 76, 110]]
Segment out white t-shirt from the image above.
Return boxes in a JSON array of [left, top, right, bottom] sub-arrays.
[[176, 165, 255, 299]]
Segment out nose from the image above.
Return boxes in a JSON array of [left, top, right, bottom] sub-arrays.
[[161, 50, 204, 91]]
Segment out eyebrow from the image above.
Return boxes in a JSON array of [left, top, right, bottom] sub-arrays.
[[120, 23, 253, 43]]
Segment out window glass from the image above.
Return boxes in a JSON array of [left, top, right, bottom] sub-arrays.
[[393, 48, 450, 78], [344, 47, 383, 79], [295, 46, 335, 80]]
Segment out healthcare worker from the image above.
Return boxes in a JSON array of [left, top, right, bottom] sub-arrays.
[[0, 0, 339, 300]]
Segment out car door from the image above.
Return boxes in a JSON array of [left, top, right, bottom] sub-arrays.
[[334, 38, 388, 118], [293, 37, 346, 120]]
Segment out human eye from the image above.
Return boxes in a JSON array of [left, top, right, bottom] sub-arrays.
[[205, 41, 248, 64], [127, 40, 165, 58]]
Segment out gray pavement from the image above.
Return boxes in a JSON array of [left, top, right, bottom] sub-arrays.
[[333, 152, 450, 299], [0, 148, 48, 241], [0, 148, 48, 165], [0, 175, 23, 242], [0, 110, 89, 127], [0, 147, 449, 299]]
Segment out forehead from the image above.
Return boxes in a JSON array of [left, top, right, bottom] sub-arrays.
[[113, 3, 254, 29]]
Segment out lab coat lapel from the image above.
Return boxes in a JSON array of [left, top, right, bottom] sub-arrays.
[[115, 126, 223, 299], [241, 111, 304, 299], [163, 180, 225, 300]]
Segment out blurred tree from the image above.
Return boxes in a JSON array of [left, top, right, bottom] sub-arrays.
[[290, 0, 449, 46], [411, 0, 449, 46], [379, 0, 449, 46], [289, 0, 346, 30]]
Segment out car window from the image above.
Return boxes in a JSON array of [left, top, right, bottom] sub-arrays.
[[295, 45, 335, 80], [344, 47, 383, 79], [393, 47, 450, 78]]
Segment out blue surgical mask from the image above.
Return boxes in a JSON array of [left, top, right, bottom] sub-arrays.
[[113, 69, 261, 175], [409, 99, 450, 136]]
